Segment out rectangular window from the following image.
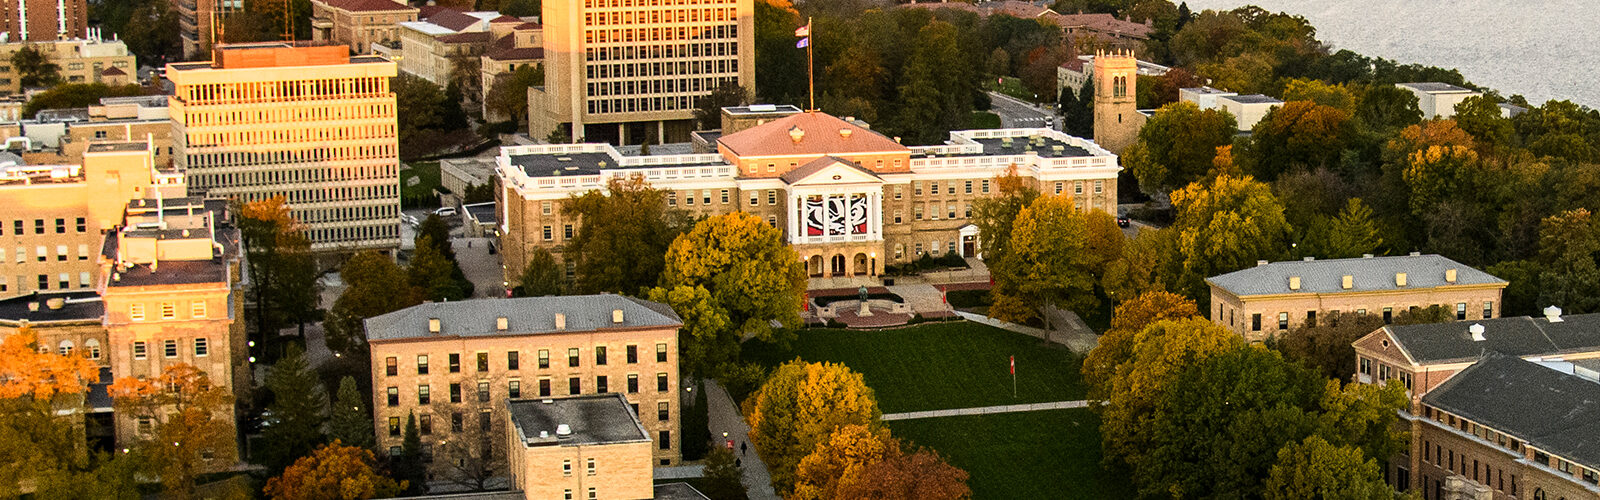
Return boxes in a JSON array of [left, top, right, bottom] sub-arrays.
[[1483, 301, 1493, 319], [543, 226, 553, 240], [161, 302, 176, 319], [1251, 314, 1261, 331], [627, 345, 638, 363], [418, 385, 431, 404], [659, 430, 671, 450], [1360, 357, 1371, 375], [477, 352, 489, 372], [964, 180, 973, 194], [563, 459, 573, 476], [658, 401, 670, 421], [133, 341, 147, 359], [508, 351, 520, 370], [1383, 307, 1394, 323], [163, 340, 177, 358], [449, 353, 461, 373], [1306, 311, 1316, 327], [596, 346, 608, 365], [388, 417, 401, 436], [191, 301, 206, 318], [452, 413, 463, 432], [55, 218, 64, 233], [628, 374, 639, 393], [386, 357, 398, 376], [193, 338, 208, 357], [417, 355, 429, 374], [569, 377, 581, 395], [386, 387, 399, 406], [656, 343, 667, 362], [597, 375, 609, 393], [509, 380, 521, 399], [477, 381, 490, 402], [1456, 302, 1467, 320], [587, 458, 596, 476], [539, 349, 550, 368], [657, 373, 668, 392], [1278, 312, 1289, 330], [420, 415, 432, 435], [450, 383, 461, 403], [568, 348, 580, 367], [75, 217, 85, 232]]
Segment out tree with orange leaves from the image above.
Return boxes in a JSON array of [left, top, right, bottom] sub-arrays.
[[111, 363, 236, 500], [238, 196, 321, 340], [263, 441, 404, 500], [0, 326, 99, 399], [793, 424, 900, 500], [834, 448, 971, 500], [0, 326, 101, 497]]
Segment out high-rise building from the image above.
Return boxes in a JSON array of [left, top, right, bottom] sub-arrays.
[[528, 0, 754, 145], [0, 0, 87, 43], [167, 43, 402, 252]]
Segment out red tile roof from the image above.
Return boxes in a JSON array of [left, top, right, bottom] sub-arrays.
[[417, 5, 447, 18], [1041, 12, 1153, 38], [718, 112, 907, 158], [437, 31, 491, 44], [514, 22, 542, 29], [100, 66, 126, 76], [322, 0, 416, 12], [424, 9, 482, 32], [488, 14, 521, 23]]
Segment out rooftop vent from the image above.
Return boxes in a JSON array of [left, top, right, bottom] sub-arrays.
[[1288, 276, 1301, 291], [749, 103, 777, 112], [1302, 256, 1314, 261], [1546, 305, 1564, 323], [556, 157, 571, 162], [542, 398, 554, 404], [428, 318, 440, 333], [496, 316, 509, 331], [1256, 260, 1269, 267], [612, 309, 624, 323], [839, 128, 852, 139], [556, 424, 572, 437], [1469, 323, 1485, 341], [554, 313, 566, 330], [27, 302, 38, 312], [1395, 273, 1408, 287], [788, 126, 805, 143], [45, 297, 64, 310], [1341, 275, 1353, 290], [539, 430, 549, 438], [1445, 268, 1457, 283]]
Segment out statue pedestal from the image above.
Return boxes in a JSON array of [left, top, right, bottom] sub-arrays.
[[857, 300, 874, 317]]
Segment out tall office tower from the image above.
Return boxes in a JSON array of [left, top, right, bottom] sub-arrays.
[[0, 0, 87, 43], [529, 0, 754, 145], [167, 43, 402, 252]]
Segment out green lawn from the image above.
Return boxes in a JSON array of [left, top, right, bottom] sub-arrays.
[[741, 322, 1086, 414], [984, 75, 1039, 102], [971, 111, 1002, 129], [890, 409, 1134, 499], [401, 161, 442, 207]]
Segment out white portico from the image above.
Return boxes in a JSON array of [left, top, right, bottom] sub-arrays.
[[782, 156, 888, 277]]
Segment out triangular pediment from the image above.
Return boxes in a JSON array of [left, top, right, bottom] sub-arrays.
[[781, 156, 885, 186]]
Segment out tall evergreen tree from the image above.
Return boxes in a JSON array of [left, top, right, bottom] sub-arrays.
[[328, 376, 375, 450], [262, 346, 329, 472], [395, 413, 428, 495]]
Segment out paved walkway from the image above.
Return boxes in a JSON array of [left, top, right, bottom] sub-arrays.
[[954, 311, 1099, 354], [882, 400, 1088, 421], [704, 380, 779, 500]]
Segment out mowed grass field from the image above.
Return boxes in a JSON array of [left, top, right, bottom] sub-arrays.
[[889, 409, 1135, 499], [741, 321, 1087, 414]]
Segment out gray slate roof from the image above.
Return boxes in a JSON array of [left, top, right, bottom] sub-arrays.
[[1423, 353, 1600, 470], [364, 294, 682, 342], [1207, 254, 1505, 297], [1398, 82, 1475, 93], [508, 393, 650, 447], [1386, 312, 1600, 364]]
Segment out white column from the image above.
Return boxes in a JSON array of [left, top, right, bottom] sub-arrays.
[[789, 192, 801, 244], [870, 192, 883, 240]]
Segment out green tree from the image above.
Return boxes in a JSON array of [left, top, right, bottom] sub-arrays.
[[442, 80, 471, 130], [1535, 209, 1600, 313], [514, 247, 564, 297], [1278, 313, 1386, 380], [23, 83, 145, 118], [1263, 436, 1391, 500], [1169, 175, 1292, 301], [500, 0, 540, 16], [694, 81, 751, 130], [647, 285, 733, 378], [394, 413, 427, 496], [660, 212, 805, 345], [1102, 227, 1184, 302], [417, 214, 455, 261], [1122, 101, 1237, 197], [1058, 77, 1094, 137], [1245, 101, 1356, 180], [33, 452, 145, 500], [262, 346, 330, 473], [990, 195, 1100, 326], [11, 45, 60, 89], [1452, 95, 1515, 149], [1305, 198, 1384, 259], [970, 165, 1041, 266], [484, 64, 544, 127], [1353, 83, 1423, 135], [892, 20, 975, 145], [328, 377, 375, 450], [565, 176, 689, 294], [700, 446, 747, 500], [746, 360, 881, 496], [1515, 100, 1600, 163], [1098, 318, 1243, 469], [1281, 78, 1356, 112], [752, 0, 805, 104], [409, 236, 464, 301], [1083, 290, 1198, 401], [326, 251, 420, 356], [239, 197, 323, 340]]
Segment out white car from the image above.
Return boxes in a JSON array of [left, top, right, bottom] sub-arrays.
[[402, 214, 419, 227], [434, 207, 458, 217]]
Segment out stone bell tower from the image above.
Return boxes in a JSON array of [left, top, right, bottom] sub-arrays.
[[1092, 50, 1141, 154]]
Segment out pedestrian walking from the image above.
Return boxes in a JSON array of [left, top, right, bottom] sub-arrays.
[[740, 441, 747, 456]]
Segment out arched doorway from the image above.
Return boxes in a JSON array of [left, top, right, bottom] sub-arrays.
[[808, 255, 824, 277], [853, 253, 869, 276], [830, 254, 846, 276]]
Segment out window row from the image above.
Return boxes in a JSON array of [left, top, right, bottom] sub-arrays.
[[905, 202, 972, 223], [131, 337, 211, 359], [185, 123, 395, 148], [130, 300, 208, 322], [1244, 302, 1494, 332], [3, 217, 87, 236], [3, 272, 95, 292], [1050, 180, 1105, 196], [5, 243, 93, 263], [181, 78, 391, 106], [185, 146, 398, 171], [910, 179, 993, 197], [585, 0, 737, 9], [384, 377, 671, 409], [185, 102, 395, 127], [584, 10, 740, 30], [383, 344, 670, 376]]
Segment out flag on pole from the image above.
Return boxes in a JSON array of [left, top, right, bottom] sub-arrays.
[[1009, 355, 1015, 375], [795, 25, 810, 37], [796, 37, 809, 48]]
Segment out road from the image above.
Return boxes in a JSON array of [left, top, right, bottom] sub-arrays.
[[987, 91, 1056, 130]]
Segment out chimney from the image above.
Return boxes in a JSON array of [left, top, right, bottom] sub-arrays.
[[496, 316, 509, 331], [1394, 273, 1407, 287], [1545, 305, 1564, 323], [1362, 254, 1374, 259], [1469, 323, 1486, 341], [1256, 260, 1269, 267], [838, 128, 852, 139], [1409, 251, 1421, 257], [1302, 256, 1314, 261], [554, 313, 567, 330], [612, 309, 624, 323], [27, 302, 39, 312], [428, 318, 440, 334], [1341, 275, 1353, 290], [1288, 276, 1301, 291], [1445, 269, 1457, 283]]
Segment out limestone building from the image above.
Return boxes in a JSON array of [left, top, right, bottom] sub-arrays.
[[1208, 253, 1508, 343], [0, 95, 173, 166], [506, 394, 654, 500], [1057, 54, 1168, 100], [0, 36, 135, 94], [497, 109, 1120, 284], [363, 294, 685, 472], [309, 0, 419, 55], [528, 0, 754, 144], [396, 8, 525, 87], [1091, 50, 1141, 154], [167, 43, 402, 252], [1397, 82, 1482, 120], [176, 0, 242, 59], [0, 0, 87, 43]]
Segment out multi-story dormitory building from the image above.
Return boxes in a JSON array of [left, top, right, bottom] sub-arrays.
[[1350, 308, 1600, 499], [496, 107, 1120, 286], [0, 141, 248, 466], [364, 294, 685, 477], [167, 42, 402, 252]]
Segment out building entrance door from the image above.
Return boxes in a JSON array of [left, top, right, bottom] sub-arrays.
[[830, 254, 846, 276], [962, 235, 976, 257]]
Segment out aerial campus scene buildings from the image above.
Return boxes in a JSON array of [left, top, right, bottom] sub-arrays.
[[0, 0, 1598, 499]]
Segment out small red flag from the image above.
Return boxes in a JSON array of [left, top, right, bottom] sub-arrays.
[[1009, 355, 1015, 375]]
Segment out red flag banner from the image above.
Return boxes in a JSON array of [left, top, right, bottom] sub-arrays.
[[1010, 355, 1015, 375], [795, 25, 810, 37]]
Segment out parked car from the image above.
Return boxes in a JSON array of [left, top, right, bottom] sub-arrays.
[[1117, 215, 1131, 228], [434, 206, 457, 217]]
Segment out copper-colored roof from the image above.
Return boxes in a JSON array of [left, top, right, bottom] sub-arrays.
[[322, 0, 416, 12], [718, 112, 907, 157], [780, 156, 880, 184]]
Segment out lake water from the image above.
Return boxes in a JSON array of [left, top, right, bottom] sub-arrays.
[[1182, 0, 1600, 108]]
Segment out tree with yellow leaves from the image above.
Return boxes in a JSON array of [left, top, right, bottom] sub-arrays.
[[1169, 174, 1292, 300], [1098, 318, 1242, 468], [1082, 291, 1198, 401], [745, 360, 881, 496], [110, 363, 237, 500], [263, 441, 404, 500], [834, 448, 971, 500], [793, 424, 899, 500], [989, 195, 1101, 327]]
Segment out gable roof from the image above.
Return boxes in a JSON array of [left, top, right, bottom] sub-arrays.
[[717, 112, 907, 158], [423, 8, 484, 32], [1423, 354, 1600, 470], [1206, 254, 1505, 297], [1042, 12, 1154, 38], [780, 156, 882, 185], [322, 0, 417, 12], [1385, 312, 1600, 365], [364, 294, 682, 342]]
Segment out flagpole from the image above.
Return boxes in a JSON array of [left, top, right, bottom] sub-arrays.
[[807, 17, 815, 111]]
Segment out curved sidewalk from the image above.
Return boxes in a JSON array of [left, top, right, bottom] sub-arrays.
[[882, 400, 1088, 421], [704, 379, 780, 500]]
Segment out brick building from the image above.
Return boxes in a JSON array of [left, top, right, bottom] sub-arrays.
[[0, 0, 87, 43], [309, 0, 419, 55]]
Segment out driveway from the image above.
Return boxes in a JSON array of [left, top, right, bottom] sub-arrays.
[[988, 91, 1056, 130]]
